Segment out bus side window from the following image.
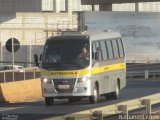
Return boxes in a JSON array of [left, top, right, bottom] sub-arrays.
[[92, 42, 102, 61], [95, 47, 100, 60], [106, 40, 114, 59], [117, 38, 125, 57], [112, 39, 119, 58], [100, 40, 108, 60], [95, 42, 102, 61]]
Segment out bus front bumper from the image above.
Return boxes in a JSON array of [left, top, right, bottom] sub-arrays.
[[42, 82, 92, 97]]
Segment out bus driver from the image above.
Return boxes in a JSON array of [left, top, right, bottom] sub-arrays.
[[79, 46, 89, 60]]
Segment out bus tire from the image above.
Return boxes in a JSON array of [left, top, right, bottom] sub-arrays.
[[45, 97, 54, 106], [112, 81, 120, 99], [89, 84, 98, 104]]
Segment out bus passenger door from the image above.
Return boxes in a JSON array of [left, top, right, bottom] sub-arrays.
[[92, 42, 107, 95]]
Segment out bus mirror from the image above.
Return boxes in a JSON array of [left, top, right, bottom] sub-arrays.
[[95, 52, 100, 60], [34, 54, 39, 67]]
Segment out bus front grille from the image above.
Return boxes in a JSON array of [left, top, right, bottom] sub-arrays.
[[53, 79, 76, 93]]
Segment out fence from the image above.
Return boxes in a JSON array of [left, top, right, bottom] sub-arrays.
[[52, 93, 160, 120], [1, 63, 160, 84], [127, 63, 160, 79], [1, 63, 160, 82], [0, 67, 40, 83]]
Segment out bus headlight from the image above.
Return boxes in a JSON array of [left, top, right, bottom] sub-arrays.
[[42, 78, 51, 83], [78, 77, 90, 83]]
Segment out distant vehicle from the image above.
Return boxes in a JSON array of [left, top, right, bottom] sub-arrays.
[[35, 31, 126, 106], [0, 65, 24, 72]]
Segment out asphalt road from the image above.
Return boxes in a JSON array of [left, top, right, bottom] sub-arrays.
[[0, 79, 159, 120]]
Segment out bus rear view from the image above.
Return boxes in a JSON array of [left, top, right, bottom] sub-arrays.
[[39, 31, 126, 106]]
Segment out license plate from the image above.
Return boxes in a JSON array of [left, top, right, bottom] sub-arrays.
[[58, 85, 70, 89]]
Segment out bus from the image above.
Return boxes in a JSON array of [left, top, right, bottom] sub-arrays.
[[35, 31, 126, 105]]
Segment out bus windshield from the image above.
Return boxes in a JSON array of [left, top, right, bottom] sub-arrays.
[[42, 38, 90, 70]]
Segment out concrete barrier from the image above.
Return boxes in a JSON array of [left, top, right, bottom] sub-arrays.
[[53, 93, 160, 120], [0, 78, 42, 102]]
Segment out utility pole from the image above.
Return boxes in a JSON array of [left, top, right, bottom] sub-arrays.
[[0, 21, 2, 67], [12, 38, 14, 68], [0, 42, 1, 67], [12, 38, 15, 81]]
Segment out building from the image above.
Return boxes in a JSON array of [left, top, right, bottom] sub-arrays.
[[0, 0, 93, 14], [1, 0, 160, 13], [113, 2, 160, 12]]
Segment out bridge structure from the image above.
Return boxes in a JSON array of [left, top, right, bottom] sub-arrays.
[[81, 0, 160, 11]]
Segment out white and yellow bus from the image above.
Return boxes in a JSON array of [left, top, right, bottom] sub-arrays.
[[36, 31, 126, 105]]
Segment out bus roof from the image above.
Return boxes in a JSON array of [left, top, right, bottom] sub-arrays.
[[85, 31, 121, 41], [48, 31, 121, 42]]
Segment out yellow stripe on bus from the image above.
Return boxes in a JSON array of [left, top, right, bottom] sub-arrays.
[[41, 63, 126, 76], [41, 69, 90, 76], [92, 63, 126, 74]]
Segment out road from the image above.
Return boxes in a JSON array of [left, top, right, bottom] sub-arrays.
[[0, 79, 159, 120]]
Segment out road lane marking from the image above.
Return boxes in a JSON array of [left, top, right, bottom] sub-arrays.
[[0, 107, 23, 112]]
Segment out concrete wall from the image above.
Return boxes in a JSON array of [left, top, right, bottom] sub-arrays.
[[0, 12, 78, 45], [0, 79, 42, 102], [81, 12, 160, 63], [0, 12, 78, 66]]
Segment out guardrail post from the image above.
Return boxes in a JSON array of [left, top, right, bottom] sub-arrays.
[[24, 69, 26, 80], [142, 99, 151, 114], [3, 72, 6, 83], [65, 116, 76, 120], [145, 70, 149, 79], [12, 71, 15, 82], [92, 111, 103, 120], [118, 105, 128, 120], [33, 68, 36, 79]]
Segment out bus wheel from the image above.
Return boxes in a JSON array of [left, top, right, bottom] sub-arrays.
[[45, 97, 54, 106], [112, 81, 120, 99], [89, 84, 98, 104]]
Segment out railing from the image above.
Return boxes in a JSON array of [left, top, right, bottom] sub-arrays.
[[0, 61, 35, 68], [127, 63, 160, 79], [53, 93, 160, 120], [1, 63, 159, 82], [0, 67, 40, 83]]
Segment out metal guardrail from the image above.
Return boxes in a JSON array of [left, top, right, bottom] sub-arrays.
[[0, 67, 40, 83], [53, 93, 160, 120], [0, 63, 159, 82], [127, 63, 160, 79], [0, 61, 35, 67], [127, 63, 160, 71]]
